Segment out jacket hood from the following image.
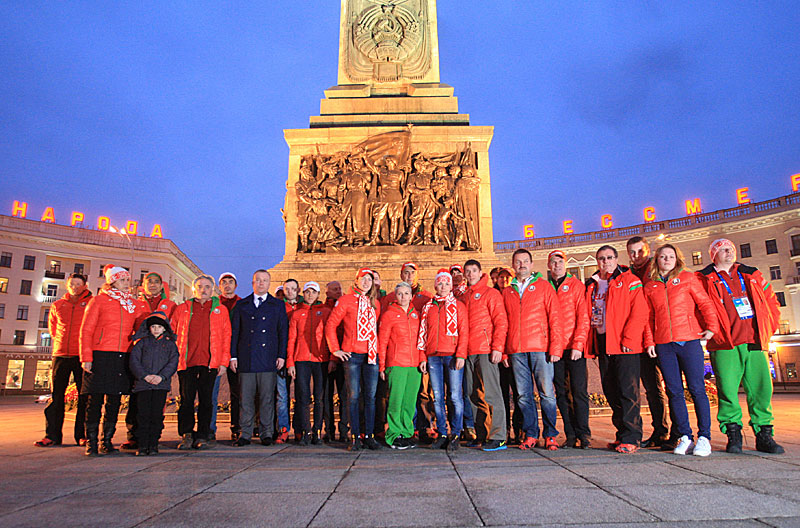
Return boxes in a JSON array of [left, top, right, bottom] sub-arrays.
[[698, 262, 757, 277], [587, 265, 628, 286], [134, 310, 176, 340], [63, 289, 93, 303]]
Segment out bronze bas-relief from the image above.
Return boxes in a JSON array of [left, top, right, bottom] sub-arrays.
[[294, 131, 480, 253]]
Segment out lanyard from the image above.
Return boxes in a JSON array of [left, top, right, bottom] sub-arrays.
[[715, 270, 747, 297]]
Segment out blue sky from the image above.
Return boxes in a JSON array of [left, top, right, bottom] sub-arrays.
[[2, 2, 799, 283]]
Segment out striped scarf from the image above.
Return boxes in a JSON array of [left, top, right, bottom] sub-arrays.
[[417, 294, 458, 351], [353, 289, 378, 364], [103, 285, 137, 314]]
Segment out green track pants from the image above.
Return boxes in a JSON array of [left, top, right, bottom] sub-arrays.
[[710, 344, 774, 434], [385, 367, 422, 446]]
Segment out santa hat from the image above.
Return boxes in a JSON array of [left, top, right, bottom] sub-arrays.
[[709, 238, 735, 262], [104, 264, 130, 285], [218, 272, 237, 285], [435, 268, 453, 286]]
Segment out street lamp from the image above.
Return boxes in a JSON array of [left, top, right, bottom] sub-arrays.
[[109, 226, 135, 293]]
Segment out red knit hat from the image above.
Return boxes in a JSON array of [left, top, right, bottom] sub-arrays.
[[435, 268, 453, 286]]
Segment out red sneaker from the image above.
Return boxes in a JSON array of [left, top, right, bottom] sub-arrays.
[[616, 443, 638, 454], [545, 437, 559, 451], [276, 427, 290, 444], [34, 437, 58, 447], [519, 436, 536, 450], [607, 440, 621, 450]]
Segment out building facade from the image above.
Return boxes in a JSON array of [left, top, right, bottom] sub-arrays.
[[0, 214, 203, 393], [494, 192, 800, 384]]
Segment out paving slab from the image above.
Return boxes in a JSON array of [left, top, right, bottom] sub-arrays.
[[338, 465, 460, 492], [310, 490, 481, 528], [0, 490, 189, 528], [82, 469, 233, 494], [457, 463, 593, 490], [208, 467, 347, 493], [612, 482, 800, 520], [139, 492, 329, 528], [758, 517, 800, 527], [470, 486, 655, 526], [569, 460, 719, 486], [741, 478, 800, 503], [667, 456, 800, 482]]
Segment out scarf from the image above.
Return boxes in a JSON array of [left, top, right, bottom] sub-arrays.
[[417, 293, 458, 351], [104, 285, 137, 314], [352, 287, 378, 364], [454, 281, 467, 297]]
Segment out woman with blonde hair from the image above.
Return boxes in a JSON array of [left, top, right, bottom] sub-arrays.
[[643, 244, 720, 457]]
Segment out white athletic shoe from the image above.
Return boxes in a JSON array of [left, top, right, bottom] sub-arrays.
[[673, 435, 694, 455], [692, 436, 711, 457]]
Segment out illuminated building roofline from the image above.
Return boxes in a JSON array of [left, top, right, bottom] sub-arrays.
[[495, 192, 800, 253]]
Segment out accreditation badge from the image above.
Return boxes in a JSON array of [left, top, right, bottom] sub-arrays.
[[733, 297, 754, 320]]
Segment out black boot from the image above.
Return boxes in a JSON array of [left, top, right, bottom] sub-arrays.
[[755, 425, 785, 454], [725, 423, 743, 453], [99, 420, 118, 455], [85, 424, 99, 457]]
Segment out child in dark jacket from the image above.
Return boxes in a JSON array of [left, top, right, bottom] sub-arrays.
[[129, 311, 179, 456]]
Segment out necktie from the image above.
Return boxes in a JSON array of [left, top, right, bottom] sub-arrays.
[[256, 296, 262, 307]]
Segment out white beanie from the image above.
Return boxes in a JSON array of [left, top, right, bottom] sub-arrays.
[[104, 265, 130, 285], [218, 272, 237, 284]]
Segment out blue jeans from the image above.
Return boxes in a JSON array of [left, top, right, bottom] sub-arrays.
[[210, 374, 221, 433], [276, 374, 291, 432], [344, 353, 379, 437], [656, 340, 711, 439], [510, 352, 558, 438], [427, 355, 465, 437], [463, 378, 475, 430]]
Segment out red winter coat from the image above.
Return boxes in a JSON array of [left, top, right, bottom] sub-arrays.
[[695, 263, 781, 352], [287, 303, 331, 367], [325, 293, 381, 355], [381, 286, 433, 314], [80, 287, 148, 362], [463, 274, 508, 356], [378, 301, 422, 370], [549, 274, 590, 353], [643, 270, 720, 345], [584, 267, 649, 357], [502, 273, 563, 358], [417, 297, 469, 359], [49, 289, 93, 357], [172, 297, 232, 371]]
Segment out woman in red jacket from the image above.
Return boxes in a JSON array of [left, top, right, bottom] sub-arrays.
[[79, 265, 147, 456], [325, 268, 381, 451], [418, 269, 469, 452], [644, 244, 720, 457], [378, 282, 422, 450], [287, 281, 330, 445]]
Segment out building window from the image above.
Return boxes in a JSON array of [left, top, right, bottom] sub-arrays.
[[740, 243, 752, 258], [0, 303, 4, 318], [17, 305, 29, 320], [791, 235, 800, 256], [23, 255, 35, 270], [40, 307, 49, 328], [776, 291, 786, 307], [39, 332, 52, 348], [35, 360, 52, 390], [787, 363, 797, 380], [20, 280, 32, 295], [770, 266, 782, 281], [5, 360, 24, 389], [98, 266, 106, 278], [0, 277, 7, 293], [13, 330, 26, 345], [692, 251, 702, 266], [46, 284, 58, 297], [766, 239, 778, 254], [49, 260, 61, 273], [74, 263, 85, 275], [0, 252, 11, 267]]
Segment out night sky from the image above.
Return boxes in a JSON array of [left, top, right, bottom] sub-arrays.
[[2, 2, 799, 284]]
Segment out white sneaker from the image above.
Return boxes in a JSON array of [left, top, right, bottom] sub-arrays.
[[673, 435, 694, 455], [692, 436, 711, 457]]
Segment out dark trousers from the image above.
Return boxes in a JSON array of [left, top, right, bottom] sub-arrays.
[[499, 362, 523, 438], [324, 362, 349, 438], [296, 361, 324, 434], [226, 367, 241, 435], [44, 356, 87, 443], [656, 341, 712, 439], [85, 393, 122, 442], [344, 353, 379, 437], [640, 353, 677, 438], [177, 366, 217, 438], [374, 374, 389, 435], [596, 334, 642, 445], [135, 390, 168, 449], [125, 392, 138, 443], [553, 353, 590, 440]]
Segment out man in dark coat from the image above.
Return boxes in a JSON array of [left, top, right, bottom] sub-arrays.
[[230, 270, 289, 446]]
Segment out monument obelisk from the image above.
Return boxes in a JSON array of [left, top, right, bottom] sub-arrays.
[[270, 0, 501, 286]]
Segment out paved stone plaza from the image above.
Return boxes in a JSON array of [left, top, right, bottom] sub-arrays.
[[1, 394, 799, 528]]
